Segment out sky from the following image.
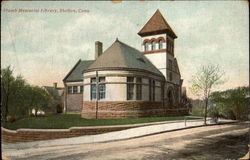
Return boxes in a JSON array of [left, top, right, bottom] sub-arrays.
[[1, 1, 249, 98]]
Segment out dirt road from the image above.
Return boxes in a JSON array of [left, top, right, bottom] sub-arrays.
[[3, 122, 249, 160]]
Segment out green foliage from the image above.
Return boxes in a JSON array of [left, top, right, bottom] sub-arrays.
[[190, 65, 224, 98], [2, 114, 202, 130], [190, 64, 224, 124], [1, 66, 57, 122], [190, 99, 205, 116], [191, 105, 204, 117], [210, 86, 249, 120]]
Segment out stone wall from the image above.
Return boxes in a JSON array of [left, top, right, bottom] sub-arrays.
[[66, 93, 82, 112], [1, 126, 135, 143], [82, 101, 189, 119]]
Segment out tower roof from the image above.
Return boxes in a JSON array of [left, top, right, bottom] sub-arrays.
[[138, 9, 177, 38], [85, 39, 164, 77]]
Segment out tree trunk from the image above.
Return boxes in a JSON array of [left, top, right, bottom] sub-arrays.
[[235, 105, 240, 120], [35, 109, 38, 117], [204, 98, 208, 125], [4, 95, 9, 122]]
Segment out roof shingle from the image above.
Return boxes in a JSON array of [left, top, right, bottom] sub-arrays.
[[86, 39, 164, 77], [138, 9, 177, 38], [63, 60, 94, 82]]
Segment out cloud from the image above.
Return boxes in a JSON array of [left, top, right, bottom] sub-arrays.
[[1, 11, 138, 87], [1, 2, 248, 98]]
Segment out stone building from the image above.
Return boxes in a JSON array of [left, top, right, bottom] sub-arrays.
[[138, 9, 182, 106], [63, 10, 189, 118], [63, 60, 93, 112]]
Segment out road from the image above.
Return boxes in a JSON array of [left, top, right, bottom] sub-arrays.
[[2, 122, 249, 160]]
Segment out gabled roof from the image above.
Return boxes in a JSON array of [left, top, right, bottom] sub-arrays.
[[85, 39, 164, 78], [138, 9, 177, 38], [43, 86, 64, 96], [63, 60, 94, 82]]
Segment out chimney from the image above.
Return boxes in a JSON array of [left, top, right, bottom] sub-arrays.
[[95, 41, 103, 59], [53, 82, 57, 89]]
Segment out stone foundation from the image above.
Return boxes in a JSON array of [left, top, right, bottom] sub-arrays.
[[82, 101, 189, 119]]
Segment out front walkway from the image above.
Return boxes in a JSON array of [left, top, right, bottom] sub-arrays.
[[2, 118, 237, 150]]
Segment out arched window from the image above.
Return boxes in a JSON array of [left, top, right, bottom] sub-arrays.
[[159, 40, 163, 49], [168, 90, 173, 105], [144, 42, 149, 51], [152, 41, 156, 50]]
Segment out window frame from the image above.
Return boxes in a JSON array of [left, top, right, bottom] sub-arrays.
[[127, 77, 135, 100], [68, 86, 73, 94], [152, 80, 155, 101], [136, 77, 142, 100], [73, 86, 78, 93], [159, 40, 163, 49], [151, 41, 156, 50], [127, 77, 142, 101], [98, 77, 106, 100], [169, 72, 173, 81], [144, 42, 149, 51], [90, 77, 97, 100], [168, 59, 173, 70], [80, 86, 83, 93]]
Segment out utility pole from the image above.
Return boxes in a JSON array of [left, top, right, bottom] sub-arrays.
[[95, 71, 99, 119]]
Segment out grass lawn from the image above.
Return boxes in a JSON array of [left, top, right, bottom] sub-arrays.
[[2, 114, 202, 130]]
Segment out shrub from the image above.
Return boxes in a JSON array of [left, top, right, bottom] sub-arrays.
[[6, 115, 16, 123]]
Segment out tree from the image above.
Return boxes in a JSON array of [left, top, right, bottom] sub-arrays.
[[1, 66, 15, 121], [210, 86, 249, 120], [1, 66, 55, 121], [44, 87, 62, 113], [190, 64, 224, 125], [228, 87, 248, 120], [28, 86, 52, 116]]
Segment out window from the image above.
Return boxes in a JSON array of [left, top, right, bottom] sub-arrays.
[[98, 77, 105, 99], [161, 82, 164, 101], [167, 40, 170, 51], [168, 59, 172, 70], [91, 78, 97, 100], [152, 80, 155, 101], [73, 86, 78, 93], [152, 41, 156, 50], [159, 40, 163, 49], [68, 86, 73, 94], [149, 79, 155, 101], [127, 77, 134, 83], [149, 79, 152, 101], [136, 78, 142, 100], [80, 86, 83, 93], [91, 77, 105, 100], [127, 77, 135, 100], [144, 42, 149, 51], [127, 77, 142, 100], [169, 72, 173, 81], [172, 43, 174, 53]]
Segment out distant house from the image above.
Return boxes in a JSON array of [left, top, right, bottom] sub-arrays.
[[42, 83, 64, 113], [63, 10, 189, 118]]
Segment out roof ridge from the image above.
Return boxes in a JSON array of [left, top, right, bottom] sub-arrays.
[[117, 40, 142, 54]]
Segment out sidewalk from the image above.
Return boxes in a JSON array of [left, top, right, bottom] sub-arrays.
[[2, 118, 237, 150]]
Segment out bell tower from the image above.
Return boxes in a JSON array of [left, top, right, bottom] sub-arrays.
[[138, 9, 178, 82]]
